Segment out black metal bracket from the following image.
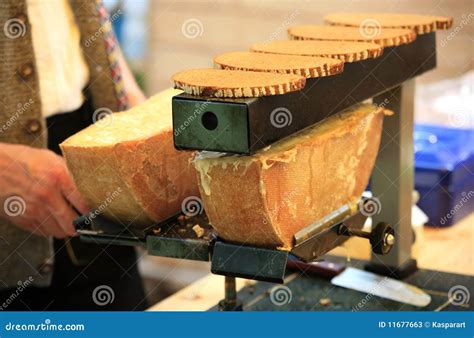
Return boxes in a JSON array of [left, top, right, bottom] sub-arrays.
[[211, 241, 289, 283]]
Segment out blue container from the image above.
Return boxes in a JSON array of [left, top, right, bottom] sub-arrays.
[[414, 124, 474, 227]]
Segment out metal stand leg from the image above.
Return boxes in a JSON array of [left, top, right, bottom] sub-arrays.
[[218, 276, 243, 311], [366, 79, 418, 279]]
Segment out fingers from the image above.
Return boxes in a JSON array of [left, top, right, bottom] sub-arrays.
[[0, 192, 69, 238], [46, 192, 78, 237], [33, 157, 86, 238], [1, 147, 89, 239], [36, 215, 70, 238], [16, 207, 69, 239], [57, 161, 90, 215]]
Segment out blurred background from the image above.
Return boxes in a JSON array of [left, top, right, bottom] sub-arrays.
[[103, 0, 473, 307]]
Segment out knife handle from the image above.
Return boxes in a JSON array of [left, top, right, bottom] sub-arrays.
[[286, 259, 345, 279]]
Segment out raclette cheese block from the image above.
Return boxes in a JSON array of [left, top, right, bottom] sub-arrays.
[[172, 68, 306, 98], [325, 13, 453, 34], [60, 88, 199, 227], [288, 25, 416, 47], [194, 104, 387, 249], [213, 51, 344, 78]]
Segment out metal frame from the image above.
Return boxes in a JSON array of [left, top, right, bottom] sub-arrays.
[[368, 80, 418, 277], [170, 35, 439, 276], [76, 33, 438, 282], [74, 211, 368, 283]]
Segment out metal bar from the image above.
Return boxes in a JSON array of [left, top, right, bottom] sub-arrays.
[[294, 201, 357, 245], [370, 79, 416, 269], [218, 276, 243, 311], [172, 33, 436, 154], [74, 214, 147, 246], [146, 237, 211, 262], [79, 235, 145, 247], [291, 212, 367, 262], [224, 276, 237, 303]]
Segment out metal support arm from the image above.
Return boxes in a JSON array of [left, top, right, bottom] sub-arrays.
[[368, 79, 417, 278]]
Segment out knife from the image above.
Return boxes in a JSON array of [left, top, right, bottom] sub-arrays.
[[287, 260, 431, 307]]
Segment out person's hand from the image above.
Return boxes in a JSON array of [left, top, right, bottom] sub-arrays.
[[0, 143, 90, 238]]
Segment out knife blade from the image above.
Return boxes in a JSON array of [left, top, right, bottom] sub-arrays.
[[330, 267, 431, 307]]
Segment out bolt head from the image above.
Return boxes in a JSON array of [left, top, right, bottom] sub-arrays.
[[384, 233, 395, 246]]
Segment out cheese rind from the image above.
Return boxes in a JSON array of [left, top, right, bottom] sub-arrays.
[[60, 88, 200, 227], [324, 13, 453, 34], [194, 104, 386, 249], [213, 51, 344, 78], [250, 40, 383, 63], [288, 25, 416, 47], [172, 68, 306, 98]]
